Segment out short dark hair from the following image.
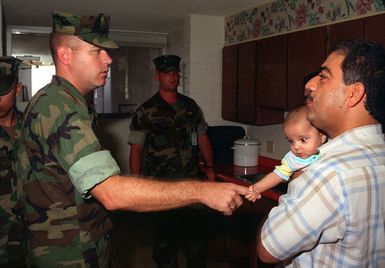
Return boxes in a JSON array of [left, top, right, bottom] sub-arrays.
[[331, 39, 385, 125], [49, 33, 78, 64]]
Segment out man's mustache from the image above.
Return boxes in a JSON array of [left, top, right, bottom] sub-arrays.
[[304, 89, 313, 103]]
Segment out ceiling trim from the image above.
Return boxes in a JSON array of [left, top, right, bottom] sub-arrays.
[[6, 25, 168, 55], [109, 30, 168, 48]]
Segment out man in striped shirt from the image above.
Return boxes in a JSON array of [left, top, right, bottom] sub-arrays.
[[257, 39, 385, 267]]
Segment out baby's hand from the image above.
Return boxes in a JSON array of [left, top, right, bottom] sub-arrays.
[[245, 184, 261, 202]]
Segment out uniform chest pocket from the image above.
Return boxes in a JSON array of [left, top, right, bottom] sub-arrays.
[[151, 118, 175, 133], [147, 118, 175, 149]]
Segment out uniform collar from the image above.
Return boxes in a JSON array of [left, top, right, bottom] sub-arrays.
[[51, 75, 89, 107]]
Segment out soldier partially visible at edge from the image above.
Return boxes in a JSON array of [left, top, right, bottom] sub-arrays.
[[127, 55, 215, 267], [0, 57, 26, 267], [16, 11, 252, 267]]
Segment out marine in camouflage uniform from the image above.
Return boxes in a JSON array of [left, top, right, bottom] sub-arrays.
[[128, 55, 210, 268], [0, 57, 26, 267], [129, 92, 208, 179], [16, 13, 120, 267]]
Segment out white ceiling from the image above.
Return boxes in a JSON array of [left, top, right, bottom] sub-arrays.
[[3, 0, 272, 33]]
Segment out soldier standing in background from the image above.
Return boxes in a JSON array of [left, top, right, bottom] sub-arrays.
[[128, 55, 215, 268], [0, 57, 26, 267], [17, 12, 251, 267]]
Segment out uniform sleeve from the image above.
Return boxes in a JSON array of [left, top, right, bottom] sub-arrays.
[[196, 106, 208, 134], [38, 97, 118, 197], [69, 150, 120, 198], [261, 167, 345, 260]]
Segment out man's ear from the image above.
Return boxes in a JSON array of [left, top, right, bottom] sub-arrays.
[[15, 82, 22, 97], [56, 45, 72, 66], [346, 82, 365, 107]]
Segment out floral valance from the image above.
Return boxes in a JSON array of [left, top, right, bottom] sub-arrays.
[[225, 0, 385, 45]]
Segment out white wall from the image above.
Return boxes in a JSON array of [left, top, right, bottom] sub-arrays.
[[246, 124, 288, 160], [188, 15, 224, 125], [169, 15, 239, 126]]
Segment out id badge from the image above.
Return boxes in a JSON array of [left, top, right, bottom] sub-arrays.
[[191, 132, 197, 146]]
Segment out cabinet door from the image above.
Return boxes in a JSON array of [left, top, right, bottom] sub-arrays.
[[256, 35, 287, 109], [364, 13, 385, 46], [222, 45, 238, 121], [255, 36, 286, 125], [327, 19, 365, 53], [287, 26, 326, 108], [237, 41, 257, 124]]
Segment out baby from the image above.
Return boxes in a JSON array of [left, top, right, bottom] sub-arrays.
[[246, 105, 327, 201]]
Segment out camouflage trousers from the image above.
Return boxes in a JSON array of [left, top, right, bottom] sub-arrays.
[[151, 207, 209, 268], [27, 233, 113, 268]]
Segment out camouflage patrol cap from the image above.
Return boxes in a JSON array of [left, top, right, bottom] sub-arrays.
[[52, 11, 119, 49], [0, 56, 21, 96], [153, 55, 181, 72]]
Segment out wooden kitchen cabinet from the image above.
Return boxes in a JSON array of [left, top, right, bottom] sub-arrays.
[[327, 13, 385, 53], [255, 35, 285, 125], [364, 13, 385, 46], [256, 35, 287, 109], [222, 14, 385, 126], [327, 19, 365, 53], [237, 41, 257, 124], [287, 26, 326, 108], [222, 45, 238, 121], [222, 40, 284, 125]]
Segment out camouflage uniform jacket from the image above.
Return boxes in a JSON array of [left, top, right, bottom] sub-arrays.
[[17, 76, 120, 267], [0, 109, 24, 265], [128, 92, 208, 179]]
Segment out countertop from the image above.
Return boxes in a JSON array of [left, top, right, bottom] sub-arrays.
[[213, 156, 287, 202]]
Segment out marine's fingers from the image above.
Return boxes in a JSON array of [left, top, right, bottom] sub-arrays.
[[233, 184, 255, 196]]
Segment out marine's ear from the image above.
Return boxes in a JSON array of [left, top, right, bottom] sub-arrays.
[[15, 82, 22, 97], [56, 45, 72, 66]]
